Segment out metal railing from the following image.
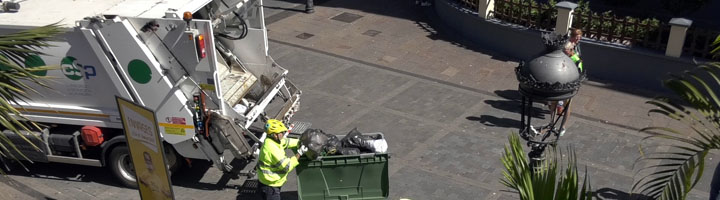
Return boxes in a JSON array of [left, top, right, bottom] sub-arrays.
[[454, 0, 718, 60], [683, 28, 719, 60], [491, 0, 556, 30], [571, 11, 670, 51], [457, 0, 479, 11]]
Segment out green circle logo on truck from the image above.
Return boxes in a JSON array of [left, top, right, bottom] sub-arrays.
[[0, 55, 47, 76], [24, 55, 47, 76], [61, 56, 83, 80], [128, 59, 151, 84]]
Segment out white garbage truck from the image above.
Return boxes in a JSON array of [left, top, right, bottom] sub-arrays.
[[0, 0, 302, 188]]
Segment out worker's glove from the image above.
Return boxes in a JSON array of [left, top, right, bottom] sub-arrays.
[[297, 145, 309, 156]]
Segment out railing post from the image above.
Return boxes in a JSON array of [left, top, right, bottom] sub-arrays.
[[554, 1, 578, 35], [665, 18, 692, 58], [478, 0, 495, 19]]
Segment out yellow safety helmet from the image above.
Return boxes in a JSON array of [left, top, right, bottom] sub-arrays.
[[265, 119, 288, 135]]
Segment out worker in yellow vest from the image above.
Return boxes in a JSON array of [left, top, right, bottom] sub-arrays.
[[257, 119, 308, 200], [553, 28, 584, 136], [564, 28, 583, 72], [570, 53, 583, 71]]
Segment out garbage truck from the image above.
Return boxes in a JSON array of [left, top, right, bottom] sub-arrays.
[[0, 0, 302, 188]]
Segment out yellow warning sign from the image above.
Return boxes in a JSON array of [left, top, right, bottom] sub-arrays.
[[116, 97, 174, 200], [164, 127, 185, 135], [159, 123, 193, 136]]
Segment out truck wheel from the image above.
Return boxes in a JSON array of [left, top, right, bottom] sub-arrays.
[[164, 144, 183, 174], [108, 146, 138, 188]]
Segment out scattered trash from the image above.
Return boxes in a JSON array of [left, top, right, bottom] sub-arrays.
[[298, 128, 388, 159], [341, 128, 387, 153]]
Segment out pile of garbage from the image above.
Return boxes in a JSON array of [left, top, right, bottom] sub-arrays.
[[299, 128, 388, 160]]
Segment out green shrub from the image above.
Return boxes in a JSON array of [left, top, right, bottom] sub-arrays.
[[493, 0, 557, 30], [492, 0, 661, 46], [571, 0, 660, 45]]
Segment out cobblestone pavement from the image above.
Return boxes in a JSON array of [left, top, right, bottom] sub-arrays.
[[0, 0, 716, 199]]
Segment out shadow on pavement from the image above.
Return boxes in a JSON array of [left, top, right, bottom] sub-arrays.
[[267, 0, 682, 99], [482, 100, 547, 118], [4, 157, 247, 192], [170, 159, 226, 190], [0, 169, 57, 200], [415, 5, 515, 62], [4, 161, 123, 187], [494, 90, 522, 100], [264, 6, 306, 13], [464, 90, 551, 129], [466, 115, 518, 128], [593, 187, 653, 200], [172, 158, 253, 191], [269, 0, 515, 62], [488, 90, 550, 118]]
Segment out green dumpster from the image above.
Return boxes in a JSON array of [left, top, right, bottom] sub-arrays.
[[296, 134, 389, 200]]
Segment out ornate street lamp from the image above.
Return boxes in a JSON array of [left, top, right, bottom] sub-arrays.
[[515, 33, 586, 168]]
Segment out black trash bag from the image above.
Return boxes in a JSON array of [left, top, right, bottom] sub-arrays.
[[340, 128, 376, 153], [340, 128, 362, 148], [338, 147, 361, 155], [299, 129, 329, 160], [323, 135, 341, 155]]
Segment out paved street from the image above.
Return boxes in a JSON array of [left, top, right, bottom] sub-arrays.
[[1, 0, 717, 199]]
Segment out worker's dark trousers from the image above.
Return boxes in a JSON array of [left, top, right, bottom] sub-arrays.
[[711, 163, 720, 200], [259, 182, 281, 200]]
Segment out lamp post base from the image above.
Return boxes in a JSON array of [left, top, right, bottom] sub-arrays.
[[528, 143, 547, 171]]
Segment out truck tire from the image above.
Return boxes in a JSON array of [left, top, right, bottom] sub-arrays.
[[164, 144, 183, 173], [108, 146, 138, 188], [108, 144, 183, 188]]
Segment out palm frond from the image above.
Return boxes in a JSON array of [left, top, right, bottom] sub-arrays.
[[501, 132, 535, 199], [0, 23, 63, 173], [711, 34, 719, 58], [634, 41, 720, 199], [500, 132, 592, 200], [634, 61, 720, 199]]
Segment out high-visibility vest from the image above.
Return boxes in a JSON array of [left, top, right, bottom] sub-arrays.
[[570, 54, 583, 72], [257, 137, 300, 187]]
